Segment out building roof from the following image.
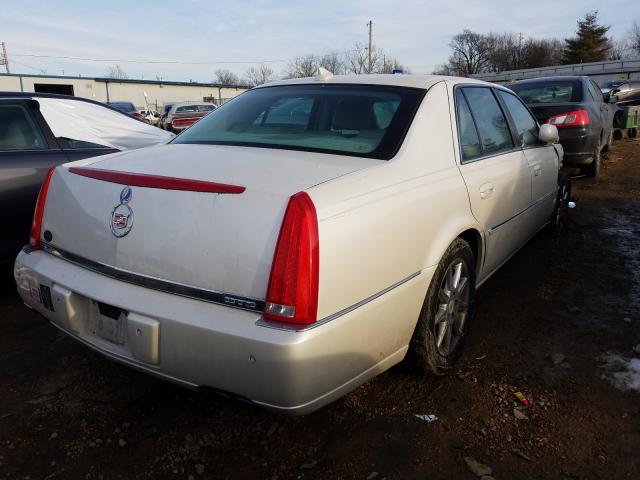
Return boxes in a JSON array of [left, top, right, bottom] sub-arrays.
[[0, 72, 249, 89]]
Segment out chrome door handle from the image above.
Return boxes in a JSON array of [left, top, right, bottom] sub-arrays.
[[479, 182, 495, 199], [533, 165, 542, 176]]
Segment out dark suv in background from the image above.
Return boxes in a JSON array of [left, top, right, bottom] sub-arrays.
[[508, 76, 617, 177]]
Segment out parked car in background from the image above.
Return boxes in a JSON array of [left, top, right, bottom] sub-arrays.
[[158, 103, 176, 130], [508, 76, 617, 177], [14, 75, 567, 414], [140, 109, 161, 126], [163, 102, 216, 133], [600, 81, 624, 95], [0, 92, 174, 267], [606, 81, 640, 106], [107, 101, 147, 122]]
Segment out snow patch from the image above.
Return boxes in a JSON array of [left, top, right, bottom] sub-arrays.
[[600, 353, 640, 392]]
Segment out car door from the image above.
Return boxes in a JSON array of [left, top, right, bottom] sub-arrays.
[[0, 99, 68, 261], [452, 86, 533, 279], [496, 89, 559, 231]]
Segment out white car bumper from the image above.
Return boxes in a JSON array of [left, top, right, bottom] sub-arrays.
[[14, 248, 430, 414]]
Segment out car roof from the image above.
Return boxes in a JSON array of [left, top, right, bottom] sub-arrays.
[[509, 76, 588, 85], [173, 101, 216, 107], [0, 91, 117, 108], [258, 74, 492, 90]]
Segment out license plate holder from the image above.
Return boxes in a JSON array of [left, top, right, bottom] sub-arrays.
[[89, 301, 127, 345]]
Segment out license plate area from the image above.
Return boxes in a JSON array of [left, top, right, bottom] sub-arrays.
[[89, 301, 127, 345]]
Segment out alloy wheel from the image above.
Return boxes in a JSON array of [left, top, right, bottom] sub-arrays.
[[434, 259, 470, 356]]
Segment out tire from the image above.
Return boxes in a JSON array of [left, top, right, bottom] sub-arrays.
[[546, 173, 571, 237], [406, 238, 476, 375], [602, 129, 613, 152], [583, 138, 601, 178]]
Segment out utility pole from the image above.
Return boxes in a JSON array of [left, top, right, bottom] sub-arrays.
[[1, 42, 9, 73], [367, 21, 373, 74]]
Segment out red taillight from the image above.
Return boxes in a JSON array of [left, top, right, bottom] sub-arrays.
[[546, 109, 590, 128], [264, 192, 319, 326], [29, 167, 56, 250]]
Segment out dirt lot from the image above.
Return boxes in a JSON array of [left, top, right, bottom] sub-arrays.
[[1, 139, 639, 480]]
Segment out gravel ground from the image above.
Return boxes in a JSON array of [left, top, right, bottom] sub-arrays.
[[1, 138, 639, 480]]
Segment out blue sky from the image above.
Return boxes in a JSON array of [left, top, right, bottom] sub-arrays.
[[0, 0, 635, 82]]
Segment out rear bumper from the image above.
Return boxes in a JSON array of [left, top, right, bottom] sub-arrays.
[[14, 248, 429, 414], [557, 128, 599, 165]]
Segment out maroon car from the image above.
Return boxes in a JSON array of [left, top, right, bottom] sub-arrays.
[[165, 102, 216, 133]]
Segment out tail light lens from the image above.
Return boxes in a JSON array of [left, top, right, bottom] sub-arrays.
[[547, 109, 590, 127], [29, 167, 56, 250], [264, 192, 319, 326]]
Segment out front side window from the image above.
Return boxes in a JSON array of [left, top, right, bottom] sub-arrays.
[[0, 104, 48, 150], [497, 90, 539, 147], [462, 87, 514, 156], [174, 84, 425, 159]]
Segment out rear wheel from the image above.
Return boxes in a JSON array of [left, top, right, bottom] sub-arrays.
[[584, 138, 601, 178], [406, 238, 476, 375]]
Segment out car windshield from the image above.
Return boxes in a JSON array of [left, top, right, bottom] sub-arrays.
[[175, 104, 216, 113], [109, 102, 135, 113], [509, 81, 582, 104], [174, 84, 424, 159]]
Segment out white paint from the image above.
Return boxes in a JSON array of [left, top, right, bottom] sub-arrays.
[[600, 353, 640, 392], [36, 97, 174, 150]]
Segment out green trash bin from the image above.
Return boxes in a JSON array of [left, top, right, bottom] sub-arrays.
[[614, 106, 640, 129]]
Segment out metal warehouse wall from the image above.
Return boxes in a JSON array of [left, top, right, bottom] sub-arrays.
[[0, 73, 249, 109]]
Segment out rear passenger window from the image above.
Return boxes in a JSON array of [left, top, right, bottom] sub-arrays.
[[0, 104, 47, 150], [497, 91, 539, 147], [462, 87, 514, 156], [455, 90, 481, 161]]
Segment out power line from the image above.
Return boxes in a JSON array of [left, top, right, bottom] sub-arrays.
[[11, 49, 360, 66]]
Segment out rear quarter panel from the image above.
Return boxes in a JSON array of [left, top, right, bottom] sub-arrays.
[[308, 81, 480, 343]]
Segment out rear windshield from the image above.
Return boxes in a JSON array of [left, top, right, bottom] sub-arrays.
[[509, 81, 583, 104], [109, 102, 135, 112], [175, 104, 216, 113], [173, 84, 425, 159]]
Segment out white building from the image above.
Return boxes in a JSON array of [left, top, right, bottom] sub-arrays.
[[0, 73, 249, 110]]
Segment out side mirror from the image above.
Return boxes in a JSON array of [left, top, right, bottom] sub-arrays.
[[539, 124, 559, 145], [608, 95, 619, 104], [611, 88, 620, 95]]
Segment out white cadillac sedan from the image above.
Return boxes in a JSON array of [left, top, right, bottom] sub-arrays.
[[14, 74, 567, 414]]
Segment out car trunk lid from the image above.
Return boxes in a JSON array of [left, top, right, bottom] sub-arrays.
[[41, 144, 379, 302]]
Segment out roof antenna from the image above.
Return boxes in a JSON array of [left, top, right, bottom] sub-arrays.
[[315, 67, 334, 82]]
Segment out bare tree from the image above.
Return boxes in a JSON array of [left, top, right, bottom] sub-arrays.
[[608, 39, 632, 60], [106, 64, 128, 79], [214, 69, 240, 85], [243, 65, 276, 87], [630, 19, 640, 54], [318, 51, 345, 75], [285, 55, 318, 78], [344, 42, 389, 74], [448, 30, 496, 76]]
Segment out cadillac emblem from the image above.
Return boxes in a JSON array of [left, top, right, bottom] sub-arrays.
[[111, 187, 134, 237]]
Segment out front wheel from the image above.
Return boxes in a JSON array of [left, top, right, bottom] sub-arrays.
[[546, 173, 571, 237], [406, 238, 476, 375]]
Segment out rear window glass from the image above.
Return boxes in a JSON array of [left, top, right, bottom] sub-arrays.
[[175, 104, 216, 113], [174, 84, 425, 159], [108, 102, 136, 112], [509, 81, 583, 104], [0, 104, 47, 150]]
